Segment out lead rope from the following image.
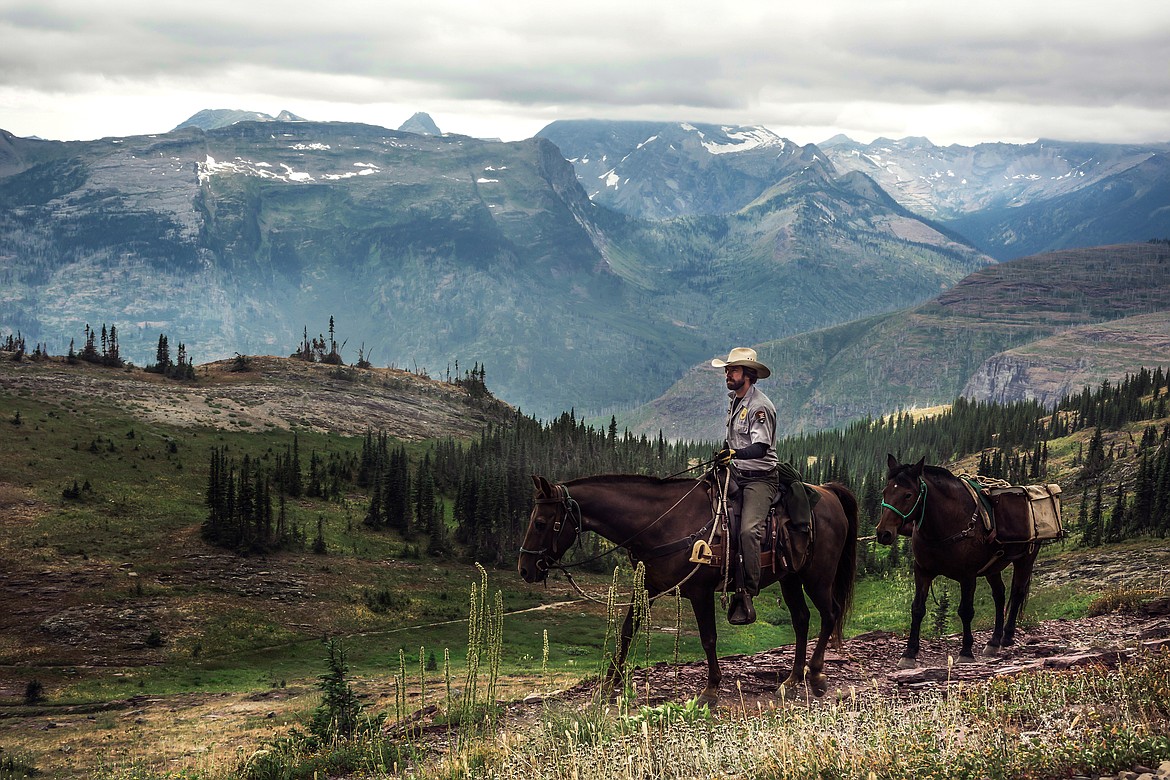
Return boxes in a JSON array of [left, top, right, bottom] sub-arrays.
[[561, 558, 707, 609]]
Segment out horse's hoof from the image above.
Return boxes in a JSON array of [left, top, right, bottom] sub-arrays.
[[982, 642, 1002, 656], [810, 673, 829, 697], [896, 656, 919, 670], [596, 680, 620, 703], [694, 688, 718, 708], [955, 654, 977, 665]]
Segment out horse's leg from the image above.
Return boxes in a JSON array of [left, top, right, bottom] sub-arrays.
[[604, 602, 639, 696], [899, 566, 934, 669], [982, 569, 1007, 655], [1003, 553, 1038, 647], [955, 576, 978, 663], [690, 594, 721, 706], [801, 579, 839, 697], [778, 580, 810, 689]]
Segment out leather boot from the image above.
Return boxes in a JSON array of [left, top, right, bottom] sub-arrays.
[[728, 590, 756, 625]]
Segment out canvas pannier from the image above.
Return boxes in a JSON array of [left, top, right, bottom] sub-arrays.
[[987, 483, 1063, 543]]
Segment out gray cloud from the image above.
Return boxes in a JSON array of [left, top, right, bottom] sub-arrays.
[[1, 0, 1168, 144]]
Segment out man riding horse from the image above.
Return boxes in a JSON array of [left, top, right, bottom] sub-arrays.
[[711, 347, 811, 625]]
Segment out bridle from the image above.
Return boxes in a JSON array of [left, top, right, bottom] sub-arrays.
[[519, 484, 583, 573], [520, 478, 707, 574], [881, 475, 929, 530]]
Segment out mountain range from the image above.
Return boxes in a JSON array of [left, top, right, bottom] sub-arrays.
[[1, 113, 1168, 428], [538, 122, 1170, 261]]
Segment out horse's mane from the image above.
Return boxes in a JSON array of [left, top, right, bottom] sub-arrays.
[[565, 473, 697, 487], [923, 464, 958, 480], [892, 462, 966, 500], [891, 462, 959, 484]]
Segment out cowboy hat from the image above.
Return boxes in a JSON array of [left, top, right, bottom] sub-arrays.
[[711, 347, 770, 379]]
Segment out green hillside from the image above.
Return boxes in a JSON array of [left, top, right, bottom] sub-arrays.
[[624, 242, 1170, 441]]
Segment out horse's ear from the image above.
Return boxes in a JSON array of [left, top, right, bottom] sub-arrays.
[[531, 475, 552, 496], [886, 453, 899, 474], [910, 457, 926, 478]]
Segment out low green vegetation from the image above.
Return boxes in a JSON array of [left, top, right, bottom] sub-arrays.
[[2, 353, 1169, 778], [408, 649, 1170, 780]]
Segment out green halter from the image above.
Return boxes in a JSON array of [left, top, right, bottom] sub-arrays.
[[881, 477, 929, 529]]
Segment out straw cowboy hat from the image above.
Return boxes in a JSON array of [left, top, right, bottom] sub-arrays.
[[711, 347, 771, 379]]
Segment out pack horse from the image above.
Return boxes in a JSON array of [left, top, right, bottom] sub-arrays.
[[517, 473, 859, 703], [875, 454, 1050, 667]]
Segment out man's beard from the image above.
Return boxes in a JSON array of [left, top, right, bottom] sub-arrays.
[[726, 376, 745, 392]]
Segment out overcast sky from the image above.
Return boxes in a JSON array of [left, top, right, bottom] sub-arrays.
[[2, 0, 1168, 147]]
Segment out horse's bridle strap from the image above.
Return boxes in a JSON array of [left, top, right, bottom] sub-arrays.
[[525, 486, 583, 562]]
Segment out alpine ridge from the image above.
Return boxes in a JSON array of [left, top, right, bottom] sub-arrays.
[[0, 118, 989, 419]]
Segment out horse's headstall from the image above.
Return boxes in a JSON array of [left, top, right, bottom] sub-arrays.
[[524, 484, 583, 564]]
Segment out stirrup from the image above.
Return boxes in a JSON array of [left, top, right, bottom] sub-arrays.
[[727, 591, 756, 625]]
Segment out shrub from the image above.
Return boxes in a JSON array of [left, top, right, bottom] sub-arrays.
[[1087, 586, 1162, 616], [23, 679, 44, 705], [0, 749, 39, 778]]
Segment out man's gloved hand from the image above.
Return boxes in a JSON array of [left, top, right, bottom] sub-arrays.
[[714, 447, 735, 467]]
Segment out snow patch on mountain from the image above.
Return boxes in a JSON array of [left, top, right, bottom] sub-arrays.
[[701, 127, 785, 156], [198, 155, 378, 185]]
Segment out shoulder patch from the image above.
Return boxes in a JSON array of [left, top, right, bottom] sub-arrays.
[[754, 410, 768, 424]]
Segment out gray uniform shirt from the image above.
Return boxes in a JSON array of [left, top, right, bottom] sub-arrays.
[[725, 384, 779, 472]]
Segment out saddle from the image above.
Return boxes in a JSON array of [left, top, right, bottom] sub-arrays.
[[697, 472, 816, 577]]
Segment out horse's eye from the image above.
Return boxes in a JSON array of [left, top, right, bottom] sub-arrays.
[[534, 520, 546, 531]]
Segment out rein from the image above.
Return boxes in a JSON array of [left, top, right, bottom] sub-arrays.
[[547, 478, 708, 571]]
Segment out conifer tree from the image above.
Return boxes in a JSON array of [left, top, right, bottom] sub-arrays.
[[1107, 482, 1127, 542], [151, 334, 170, 374], [1081, 484, 1104, 547], [1132, 451, 1156, 534], [1075, 486, 1091, 546], [383, 446, 412, 535], [1080, 427, 1107, 482], [1154, 443, 1170, 534]]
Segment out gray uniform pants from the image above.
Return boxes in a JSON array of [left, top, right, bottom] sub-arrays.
[[737, 468, 779, 596]]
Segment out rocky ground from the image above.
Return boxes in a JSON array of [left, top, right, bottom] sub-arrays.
[[566, 601, 1170, 710]]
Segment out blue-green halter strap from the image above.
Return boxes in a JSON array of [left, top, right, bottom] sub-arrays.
[[881, 477, 929, 529]]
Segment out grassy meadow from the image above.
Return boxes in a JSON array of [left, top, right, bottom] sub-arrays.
[[1, 361, 1168, 779]]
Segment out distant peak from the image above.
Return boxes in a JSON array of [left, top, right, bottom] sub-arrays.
[[172, 109, 307, 132], [398, 112, 442, 136], [817, 133, 855, 148]]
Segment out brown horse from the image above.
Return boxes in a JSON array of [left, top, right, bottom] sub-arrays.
[[517, 473, 858, 703], [876, 454, 1040, 668]]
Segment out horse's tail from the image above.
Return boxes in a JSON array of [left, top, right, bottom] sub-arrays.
[[823, 481, 859, 639]]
